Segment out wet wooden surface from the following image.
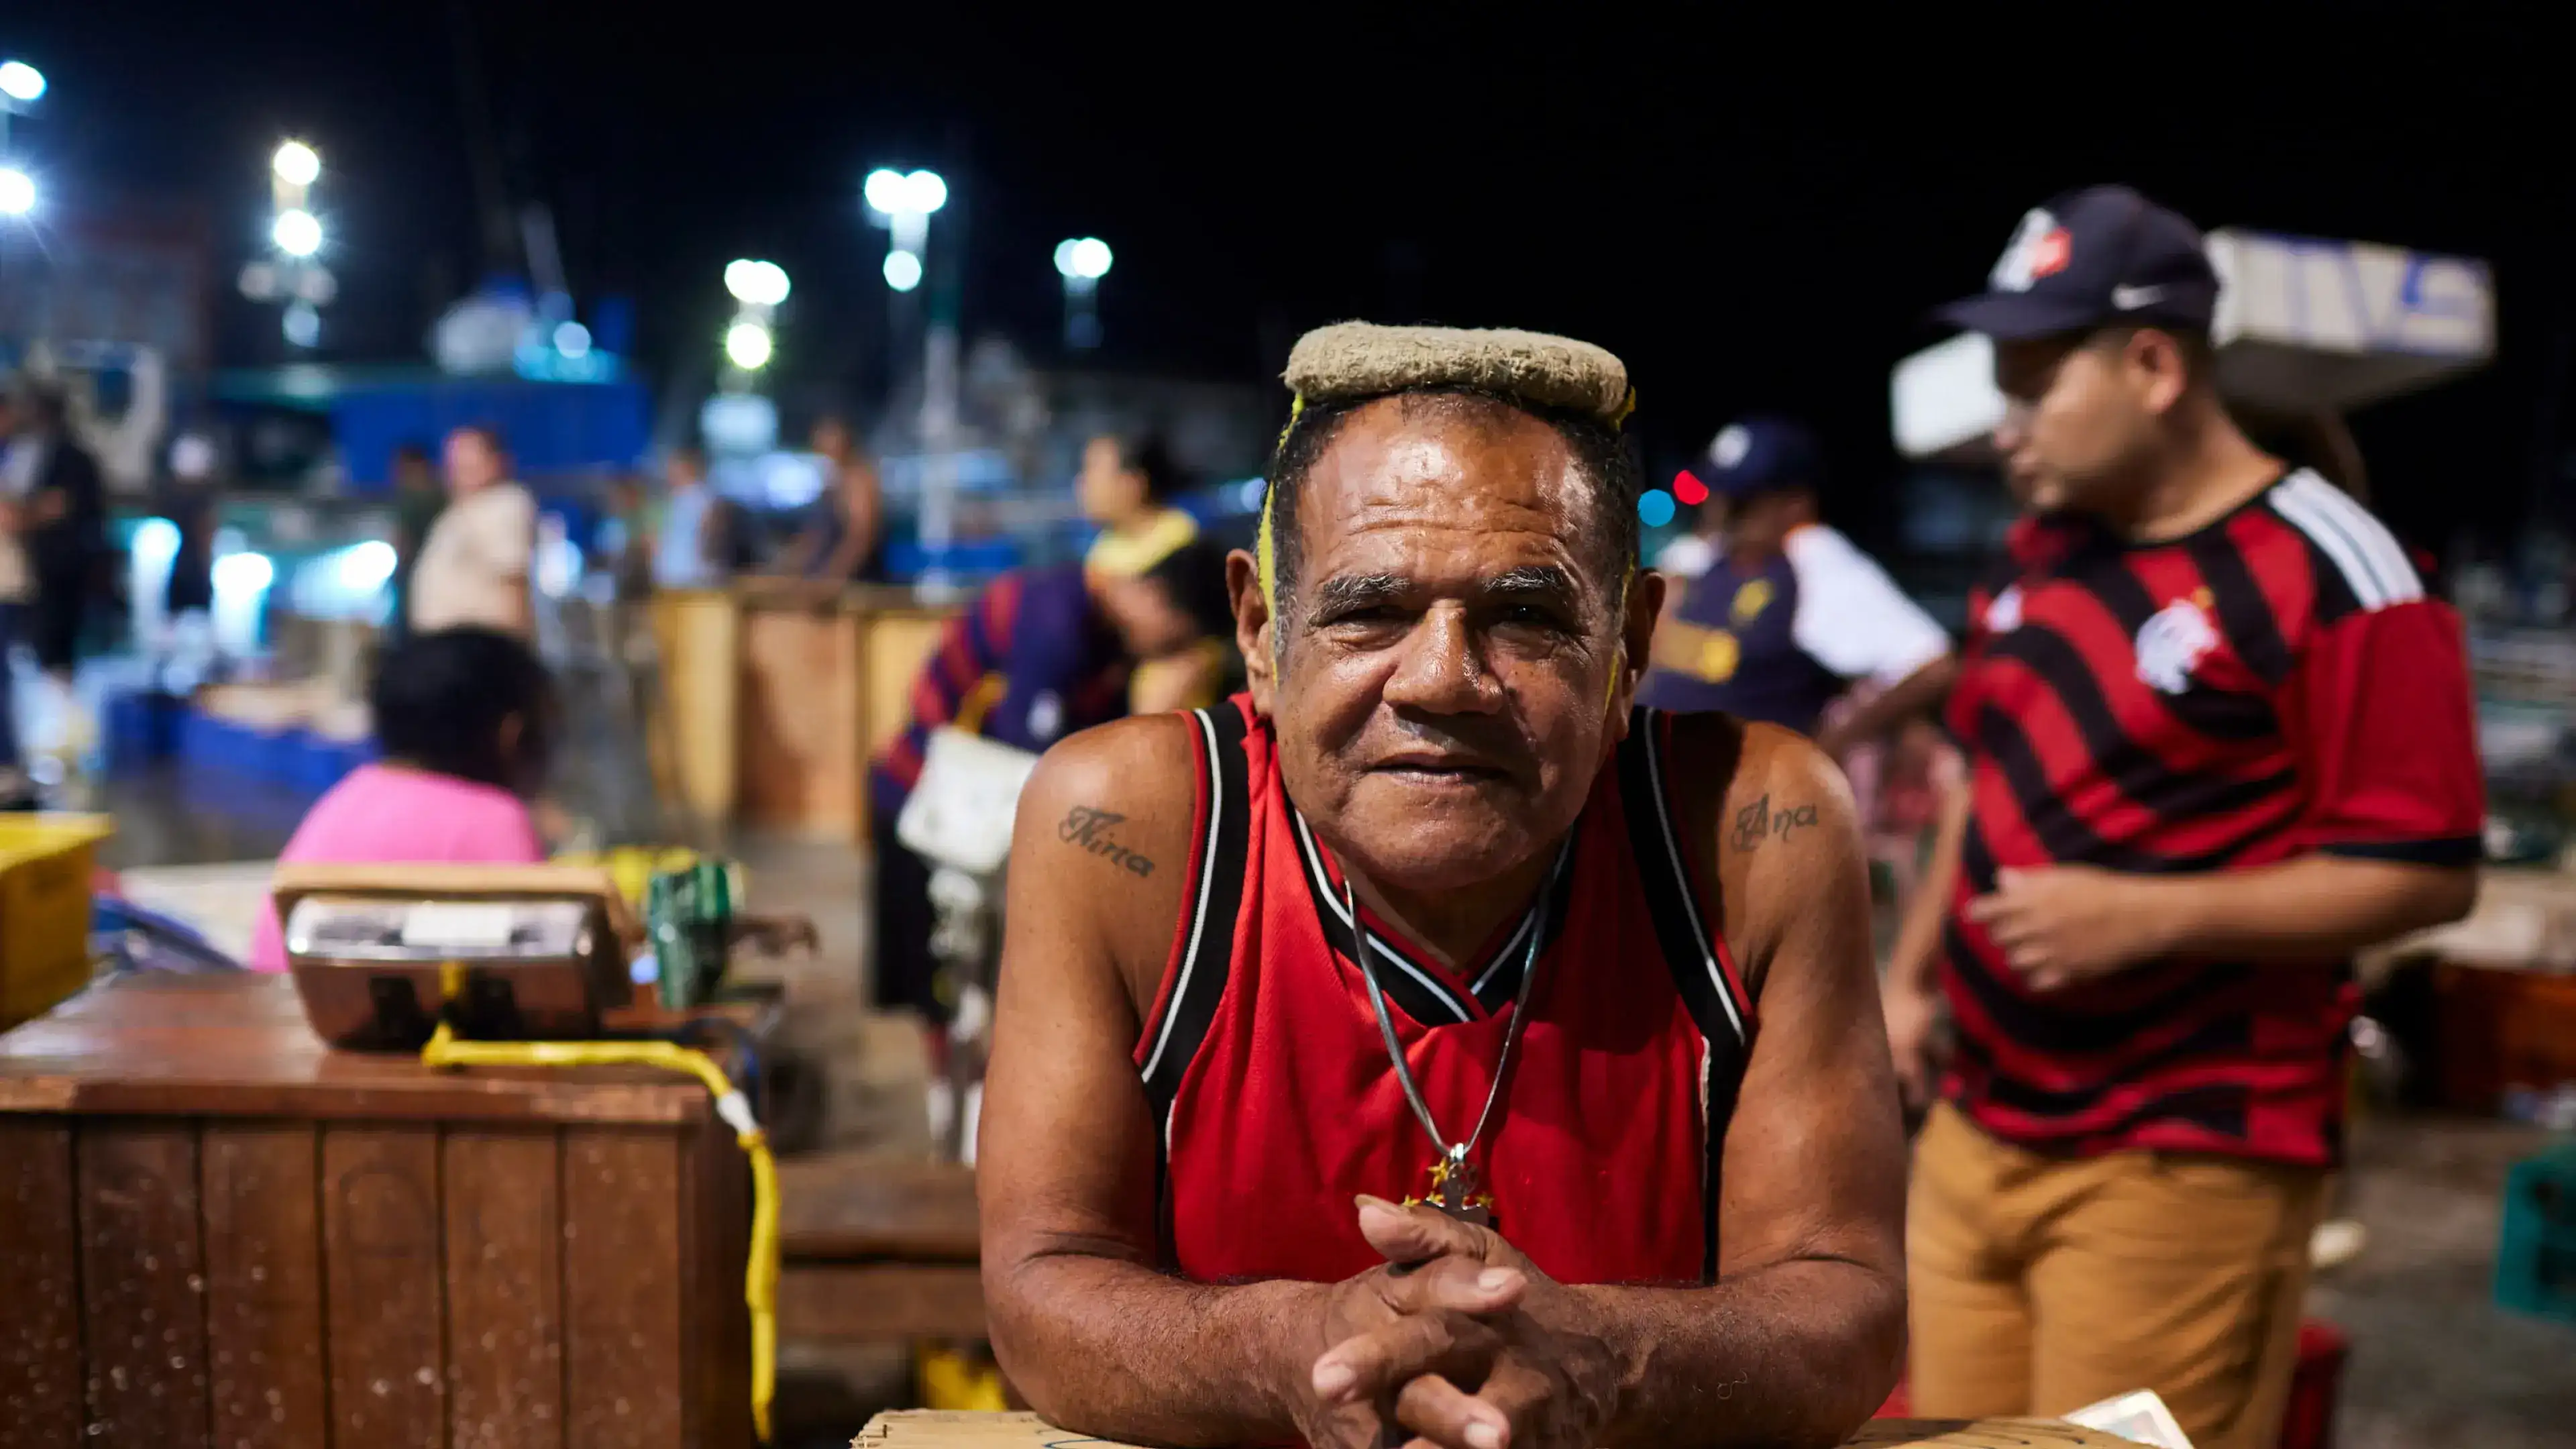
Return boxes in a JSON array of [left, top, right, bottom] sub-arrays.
[[443, 1128, 565, 1449], [0, 1118, 81, 1449], [76, 1120, 209, 1449], [201, 1122, 330, 1449], [0, 975, 712, 1124], [0, 973, 754, 1449]]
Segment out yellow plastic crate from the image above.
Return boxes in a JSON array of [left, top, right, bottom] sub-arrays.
[[550, 845, 708, 912], [0, 814, 115, 1028]]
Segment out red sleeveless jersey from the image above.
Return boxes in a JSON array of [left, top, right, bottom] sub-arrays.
[[1134, 698, 1756, 1287]]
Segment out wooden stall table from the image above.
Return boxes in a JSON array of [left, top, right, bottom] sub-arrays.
[[652, 585, 961, 845], [853, 1411, 2146, 1449], [776, 1150, 983, 1342], [0, 973, 751, 1449]]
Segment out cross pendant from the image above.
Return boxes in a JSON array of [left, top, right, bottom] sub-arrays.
[[1426, 1155, 1495, 1228]]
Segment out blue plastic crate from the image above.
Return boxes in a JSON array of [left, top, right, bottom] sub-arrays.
[[284, 733, 378, 794], [176, 708, 245, 769], [2496, 1143, 2576, 1326], [103, 692, 185, 771]]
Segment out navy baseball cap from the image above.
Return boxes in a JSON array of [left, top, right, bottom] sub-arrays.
[[1699, 417, 1820, 499], [1935, 184, 2220, 340]]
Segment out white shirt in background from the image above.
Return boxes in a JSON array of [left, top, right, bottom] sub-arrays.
[[409, 481, 537, 637], [1780, 524, 1950, 686]]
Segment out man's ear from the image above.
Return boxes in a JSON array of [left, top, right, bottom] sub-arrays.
[[1225, 549, 1277, 716], [1607, 569, 1666, 738]]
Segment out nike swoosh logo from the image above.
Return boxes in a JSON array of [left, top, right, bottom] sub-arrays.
[[2112, 284, 2166, 309]]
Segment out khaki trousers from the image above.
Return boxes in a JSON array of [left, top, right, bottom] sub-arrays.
[[1907, 1104, 2327, 1449]]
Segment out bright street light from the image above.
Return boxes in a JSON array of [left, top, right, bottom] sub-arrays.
[[0, 61, 43, 106], [272, 140, 321, 186], [725, 320, 774, 371], [0, 166, 34, 217], [882, 250, 924, 292], [272, 207, 323, 257], [554, 321, 592, 358], [865, 166, 947, 217], [1055, 237, 1113, 281], [723, 258, 790, 307]]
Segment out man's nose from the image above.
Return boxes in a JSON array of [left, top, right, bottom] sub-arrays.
[[1990, 412, 2027, 457], [1381, 604, 1503, 714]]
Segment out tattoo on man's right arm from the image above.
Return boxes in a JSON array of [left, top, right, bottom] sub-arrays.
[[1059, 805, 1157, 878]]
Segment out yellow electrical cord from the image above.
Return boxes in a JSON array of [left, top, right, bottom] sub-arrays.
[[422, 965, 780, 1442]]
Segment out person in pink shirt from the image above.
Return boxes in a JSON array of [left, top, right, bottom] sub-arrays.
[[249, 627, 557, 972]]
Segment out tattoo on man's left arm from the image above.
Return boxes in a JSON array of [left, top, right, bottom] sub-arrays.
[[1731, 793, 1821, 851], [1057, 805, 1157, 878]]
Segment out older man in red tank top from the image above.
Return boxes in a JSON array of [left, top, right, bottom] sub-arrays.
[[978, 325, 1907, 1449]]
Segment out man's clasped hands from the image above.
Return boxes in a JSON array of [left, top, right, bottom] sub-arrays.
[[1288, 1197, 1626, 1449]]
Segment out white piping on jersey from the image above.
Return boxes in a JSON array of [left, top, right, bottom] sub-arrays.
[[2272, 470, 2422, 611], [1289, 808, 1479, 1024], [1140, 708, 1226, 1085], [1641, 719, 1750, 1046]]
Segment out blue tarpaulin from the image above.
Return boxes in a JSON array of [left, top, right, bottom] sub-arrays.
[[211, 368, 651, 489]]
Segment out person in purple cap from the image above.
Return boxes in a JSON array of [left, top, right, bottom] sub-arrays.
[[1642, 417, 1955, 759], [1886, 184, 2482, 1449]]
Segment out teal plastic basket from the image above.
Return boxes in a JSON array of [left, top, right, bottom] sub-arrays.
[[2495, 1142, 2576, 1326]]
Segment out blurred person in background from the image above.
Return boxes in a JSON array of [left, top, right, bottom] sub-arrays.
[[152, 431, 222, 692], [1885, 185, 2481, 1449], [411, 424, 535, 640], [0, 388, 35, 804], [1078, 431, 1198, 577], [1641, 417, 1955, 759], [1, 382, 109, 780], [769, 414, 885, 599], [645, 442, 745, 592], [247, 627, 556, 972], [387, 440, 443, 640], [867, 539, 1237, 1112], [1078, 431, 1230, 710]]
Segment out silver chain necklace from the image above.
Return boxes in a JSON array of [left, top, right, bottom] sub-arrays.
[[1346, 836, 1572, 1225]]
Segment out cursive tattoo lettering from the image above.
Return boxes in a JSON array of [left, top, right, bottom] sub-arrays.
[[1058, 806, 1157, 878], [1730, 793, 1819, 851]]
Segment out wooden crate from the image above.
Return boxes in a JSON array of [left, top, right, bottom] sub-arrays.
[[0, 973, 750, 1449], [2429, 963, 2576, 1113]]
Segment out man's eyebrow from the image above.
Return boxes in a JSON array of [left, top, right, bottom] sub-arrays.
[[1309, 573, 1408, 612], [1481, 566, 1579, 599]]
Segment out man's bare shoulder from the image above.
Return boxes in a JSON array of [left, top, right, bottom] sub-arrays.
[[1015, 712, 1213, 1014], [1654, 713, 1864, 989]]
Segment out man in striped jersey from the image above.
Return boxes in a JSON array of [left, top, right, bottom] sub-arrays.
[[1882, 186, 2482, 1449]]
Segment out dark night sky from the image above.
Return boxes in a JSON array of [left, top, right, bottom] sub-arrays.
[[9, 3, 2571, 547]]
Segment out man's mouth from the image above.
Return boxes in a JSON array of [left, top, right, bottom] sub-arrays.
[[1371, 752, 1511, 785]]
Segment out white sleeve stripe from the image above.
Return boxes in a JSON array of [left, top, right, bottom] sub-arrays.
[[2271, 484, 2386, 608], [2274, 473, 2422, 611], [2271, 483, 2361, 601], [2284, 472, 2422, 602]]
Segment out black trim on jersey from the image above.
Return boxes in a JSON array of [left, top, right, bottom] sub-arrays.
[[2187, 533, 2295, 686], [1614, 708, 1753, 1283], [1617, 709, 1750, 1051], [2319, 835, 2484, 867], [1138, 705, 1252, 1122], [1289, 809, 1479, 1026], [1287, 806, 1576, 1026]]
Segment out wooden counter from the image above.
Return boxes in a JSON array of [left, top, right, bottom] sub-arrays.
[[652, 586, 958, 844], [0, 974, 751, 1449]]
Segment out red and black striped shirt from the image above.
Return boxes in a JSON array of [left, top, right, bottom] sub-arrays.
[[1941, 470, 2483, 1166]]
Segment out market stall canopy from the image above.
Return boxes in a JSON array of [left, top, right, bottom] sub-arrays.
[[1893, 229, 2495, 460]]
